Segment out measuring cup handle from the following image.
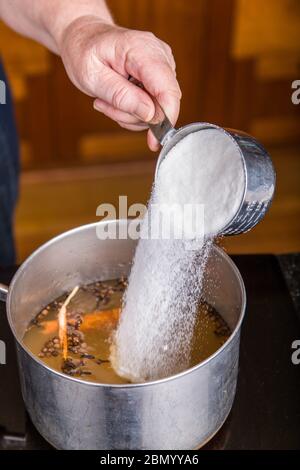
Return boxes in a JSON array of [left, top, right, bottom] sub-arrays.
[[128, 76, 175, 146]]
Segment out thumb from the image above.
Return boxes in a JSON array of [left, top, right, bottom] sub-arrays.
[[95, 68, 155, 122]]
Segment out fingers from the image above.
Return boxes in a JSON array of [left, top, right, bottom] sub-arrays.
[[144, 62, 181, 126], [94, 98, 148, 128], [93, 96, 162, 148], [126, 59, 181, 151], [119, 122, 149, 132], [90, 28, 181, 153], [125, 47, 181, 127], [93, 98, 164, 149], [92, 67, 156, 122], [147, 129, 160, 152], [136, 57, 181, 150], [93, 98, 149, 132]]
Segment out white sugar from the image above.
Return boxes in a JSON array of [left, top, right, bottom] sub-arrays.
[[157, 128, 245, 237], [111, 128, 245, 382]]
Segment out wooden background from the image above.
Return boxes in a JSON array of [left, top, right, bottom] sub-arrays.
[[1, 0, 299, 168], [0, 0, 299, 259]]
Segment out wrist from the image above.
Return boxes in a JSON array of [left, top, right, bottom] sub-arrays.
[[55, 14, 114, 54], [38, 0, 114, 54]]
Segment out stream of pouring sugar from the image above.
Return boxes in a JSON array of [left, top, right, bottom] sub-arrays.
[[109, 169, 213, 382], [110, 233, 212, 382], [110, 129, 244, 383], [58, 285, 79, 359]]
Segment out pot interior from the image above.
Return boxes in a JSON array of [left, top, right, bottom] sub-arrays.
[[8, 220, 245, 348]]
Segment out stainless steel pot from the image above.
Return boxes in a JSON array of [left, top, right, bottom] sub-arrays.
[[0, 219, 246, 450]]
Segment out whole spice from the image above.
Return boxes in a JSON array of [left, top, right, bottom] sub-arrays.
[[58, 285, 79, 359]]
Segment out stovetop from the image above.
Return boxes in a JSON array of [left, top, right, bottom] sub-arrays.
[[0, 255, 300, 450]]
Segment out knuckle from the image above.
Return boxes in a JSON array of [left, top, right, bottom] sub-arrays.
[[122, 29, 137, 42], [163, 41, 173, 55], [143, 31, 156, 41], [173, 87, 182, 100], [174, 84, 182, 99], [129, 31, 157, 50]]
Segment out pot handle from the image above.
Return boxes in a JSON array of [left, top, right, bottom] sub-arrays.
[[0, 284, 8, 302]]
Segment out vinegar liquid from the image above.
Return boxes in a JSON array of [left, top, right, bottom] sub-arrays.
[[23, 278, 231, 384]]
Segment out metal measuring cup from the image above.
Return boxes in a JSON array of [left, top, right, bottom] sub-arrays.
[[130, 77, 276, 235]]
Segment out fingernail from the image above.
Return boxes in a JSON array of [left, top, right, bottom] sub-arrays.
[[161, 97, 180, 126]]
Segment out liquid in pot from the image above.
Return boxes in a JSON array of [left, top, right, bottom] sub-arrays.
[[23, 278, 231, 384]]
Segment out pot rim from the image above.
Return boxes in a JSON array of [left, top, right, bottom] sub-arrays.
[[6, 219, 246, 389]]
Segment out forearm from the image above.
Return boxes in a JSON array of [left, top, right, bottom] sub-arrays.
[[0, 0, 114, 54], [0, 0, 181, 151]]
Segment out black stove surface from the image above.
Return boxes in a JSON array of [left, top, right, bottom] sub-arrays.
[[0, 255, 300, 450]]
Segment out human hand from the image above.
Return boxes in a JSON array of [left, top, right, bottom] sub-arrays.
[[59, 15, 181, 151]]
